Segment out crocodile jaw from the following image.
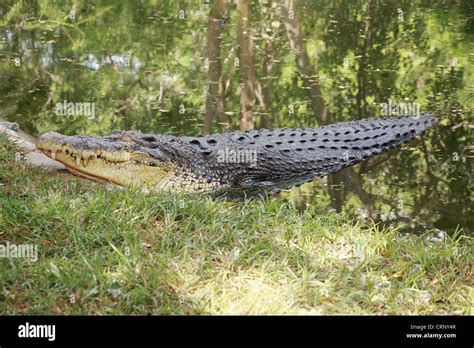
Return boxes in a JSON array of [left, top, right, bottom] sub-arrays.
[[37, 133, 177, 189]]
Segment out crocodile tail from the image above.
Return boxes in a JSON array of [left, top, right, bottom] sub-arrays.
[[229, 114, 439, 192], [309, 113, 439, 167]]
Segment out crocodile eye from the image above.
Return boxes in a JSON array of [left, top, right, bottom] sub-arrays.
[[142, 135, 157, 142]]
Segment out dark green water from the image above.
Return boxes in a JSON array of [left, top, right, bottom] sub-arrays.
[[0, 1, 472, 234]]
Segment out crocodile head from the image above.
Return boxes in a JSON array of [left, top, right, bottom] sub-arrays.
[[37, 131, 187, 191]]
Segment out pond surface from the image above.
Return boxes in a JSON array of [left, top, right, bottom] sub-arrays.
[[0, 1, 472, 234]]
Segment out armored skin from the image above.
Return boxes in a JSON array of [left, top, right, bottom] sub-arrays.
[[37, 114, 438, 195]]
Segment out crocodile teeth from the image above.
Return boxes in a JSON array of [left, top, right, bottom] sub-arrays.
[[76, 157, 81, 167], [51, 151, 56, 160], [83, 158, 89, 167]]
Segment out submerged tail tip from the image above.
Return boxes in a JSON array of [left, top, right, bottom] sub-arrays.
[[416, 113, 439, 130], [393, 113, 439, 133], [416, 113, 438, 123]]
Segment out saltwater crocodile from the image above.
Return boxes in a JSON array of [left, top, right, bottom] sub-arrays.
[[37, 114, 438, 195]]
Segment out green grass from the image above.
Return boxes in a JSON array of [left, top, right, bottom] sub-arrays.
[[0, 134, 472, 315]]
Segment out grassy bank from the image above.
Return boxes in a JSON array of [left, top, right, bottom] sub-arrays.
[[0, 134, 472, 315]]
